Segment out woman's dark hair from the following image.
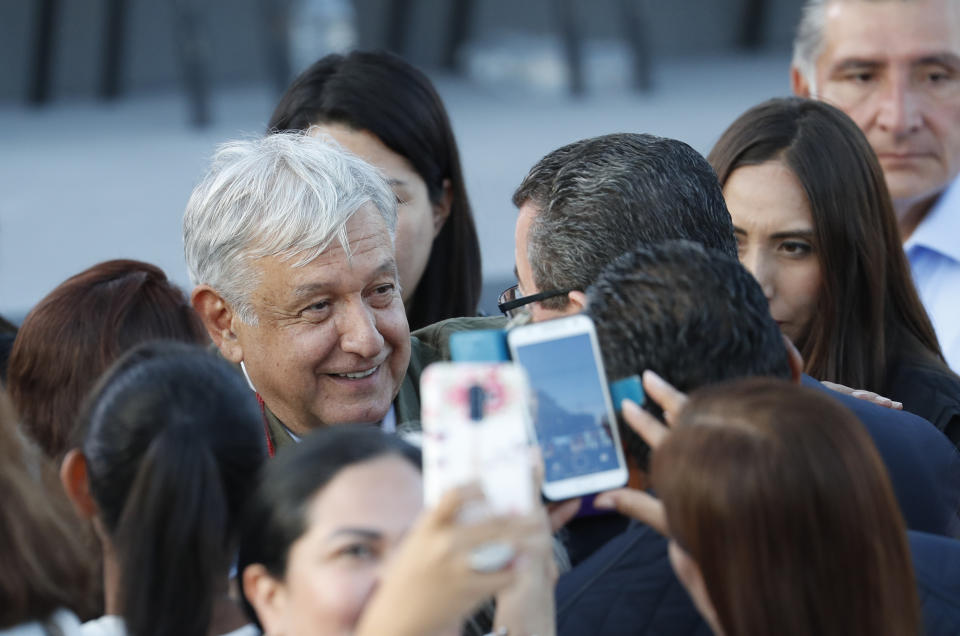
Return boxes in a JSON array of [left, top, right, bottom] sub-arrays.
[[238, 427, 421, 625], [267, 50, 482, 329], [78, 341, 266, 636], [7, 259, 209, 459], [653, 377, 920, 636], [708, 97, 943, 392], [0, 390, 91, 627]]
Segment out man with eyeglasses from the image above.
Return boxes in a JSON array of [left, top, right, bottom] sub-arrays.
[[500, 132, 737, 322]]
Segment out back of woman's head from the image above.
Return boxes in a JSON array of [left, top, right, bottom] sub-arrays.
[[652, 377, 919, 636], [707, 97, 941, 390], [268, 50, 481, 327], [0, 389, 90, 627], [238, 427, 420, 624], [79, 341, 266, 636], [8, 259, 208, 458]]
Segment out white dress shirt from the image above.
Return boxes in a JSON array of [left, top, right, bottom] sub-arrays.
[[905, 175, 960, 372]]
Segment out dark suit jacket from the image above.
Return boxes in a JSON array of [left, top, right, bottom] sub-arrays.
[[802, 375, 960, 537], [557, 522, 960, 636]]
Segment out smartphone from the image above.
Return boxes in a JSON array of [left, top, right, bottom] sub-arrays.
[[420, 362, 536, 516], [507, 314, 628, 501]]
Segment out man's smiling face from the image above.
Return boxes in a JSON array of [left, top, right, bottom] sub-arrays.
[[233, 205, 410, 434]]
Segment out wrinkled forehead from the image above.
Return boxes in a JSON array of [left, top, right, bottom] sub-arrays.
[[821, 0, 960, 65]]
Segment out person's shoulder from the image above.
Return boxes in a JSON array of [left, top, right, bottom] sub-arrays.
[[888, 355, 960, 424], [1, 610, 83, 636], [80, 615, 125, 636], [909, 531, 960, 635], [409, 315, 508, 369], [557, 522, 709, 636]]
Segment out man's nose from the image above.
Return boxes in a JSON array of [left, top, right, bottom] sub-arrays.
[[875, 75, 922, 135], [741, 248, 775, 300], [337, 298, 385, 359]]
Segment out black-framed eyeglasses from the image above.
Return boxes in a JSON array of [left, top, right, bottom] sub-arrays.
[[497, 284, 571, 318]]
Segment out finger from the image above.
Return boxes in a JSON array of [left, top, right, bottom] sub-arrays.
[[851, 390, 902, 410], [430, 482, 486, 526], [821, 380, 853, 395], [451, 514, 543, 551], [642, 370, 688, 424], [622, 399, 669, 449], [547, 498, 581, 532], [594, 489, 668, 535]]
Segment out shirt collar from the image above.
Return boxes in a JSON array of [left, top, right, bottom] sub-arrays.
[[905, 175, 960, 264]]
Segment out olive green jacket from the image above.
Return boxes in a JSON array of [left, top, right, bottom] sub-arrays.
[[262, 315, 508, 452]]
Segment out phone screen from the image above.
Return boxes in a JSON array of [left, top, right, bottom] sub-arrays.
[[511, 333, 619, 484]]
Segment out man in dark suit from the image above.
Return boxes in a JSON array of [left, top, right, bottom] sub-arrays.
[[555, 241, 960, 635]]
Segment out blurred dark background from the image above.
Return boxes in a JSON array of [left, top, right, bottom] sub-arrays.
[[0, 0, 802, 322]]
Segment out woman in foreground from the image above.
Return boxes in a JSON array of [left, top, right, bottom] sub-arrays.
[[599, 373, 921, 636]]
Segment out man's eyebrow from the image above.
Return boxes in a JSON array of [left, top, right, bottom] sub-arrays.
[[292, 260, 397, 299], [327, 527, 382, 541], [830, 58, 883, 73], [914, 53, 960, 68], [387, 178, 407, 187], [513, 265, 520, 281]]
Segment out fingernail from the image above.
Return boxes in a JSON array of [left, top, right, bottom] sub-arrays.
[[852, 390, 870, 397], [594, 494, 614, 509], [622, 399, 641, 415], [893, 402, 903, 409], [643, 369, 665, 389]]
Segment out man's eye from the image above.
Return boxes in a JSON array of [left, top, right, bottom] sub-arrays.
[[303, 301, 330, 313], [846, 71, 875, 83], [373, 283, 395, 296], [340, 543, 376, 560]]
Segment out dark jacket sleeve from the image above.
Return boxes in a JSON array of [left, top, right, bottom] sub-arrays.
[[557, 522, 711, 636]]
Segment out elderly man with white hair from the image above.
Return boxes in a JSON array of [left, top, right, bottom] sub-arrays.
[[791, 0, 960, 371], [184, 132, 420, 452]]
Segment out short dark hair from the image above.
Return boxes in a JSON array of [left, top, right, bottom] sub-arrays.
[[7, 259, 208, 459], [78, 341, 267, 636], [586, 241, 790, 467], [707, 97, 943, 391], [238, 427, 421, 627], [512, 133, 736, 310], [268, 50, 482, 329]]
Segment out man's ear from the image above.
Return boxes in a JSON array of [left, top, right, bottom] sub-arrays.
[[791, 66, 812, 97], [243, 563, 287, 635], [566, 290, 588, 314], [60, 449, 97, 519], [432, 179, 454, 236], [782, 334, 804, 384], [191, 285, 244, 363]]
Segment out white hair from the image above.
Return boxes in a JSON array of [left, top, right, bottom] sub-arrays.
[[183, 131, 397, 324], [793, 0, 917, 96], [793, 0, 831, 95]]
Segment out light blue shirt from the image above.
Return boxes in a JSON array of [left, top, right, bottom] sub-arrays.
[[905, 175, 960, 372]]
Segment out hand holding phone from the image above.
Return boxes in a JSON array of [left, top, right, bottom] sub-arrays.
[[507, 314, 629, 501]]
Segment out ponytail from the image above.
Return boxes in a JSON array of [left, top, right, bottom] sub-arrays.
[[78, 342, 266, 636], [114, 427, 229, 636]]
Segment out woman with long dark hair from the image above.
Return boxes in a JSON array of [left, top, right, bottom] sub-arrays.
[[708, 97, 960, 441], [61, 342, 267, 636], [268, 50, 482, 330]]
